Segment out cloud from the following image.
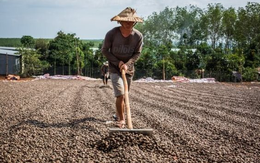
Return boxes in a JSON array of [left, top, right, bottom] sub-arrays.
[[0, 0, 255, 38]]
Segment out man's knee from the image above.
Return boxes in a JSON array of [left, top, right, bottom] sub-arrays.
[[116, 95, 124, 101]]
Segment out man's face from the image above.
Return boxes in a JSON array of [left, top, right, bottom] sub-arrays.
[[120, 21, 135, 30]]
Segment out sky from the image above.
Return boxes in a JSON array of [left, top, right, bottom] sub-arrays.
[[0, 0, 259, 39]]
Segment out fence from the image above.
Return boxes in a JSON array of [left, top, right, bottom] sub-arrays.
[[43, 66, 102, 79], [42, 66, 243, 82]]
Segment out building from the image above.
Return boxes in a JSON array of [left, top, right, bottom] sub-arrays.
[[0, 46, 21, 75]]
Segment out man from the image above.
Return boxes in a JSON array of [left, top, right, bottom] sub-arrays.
[[101, 7, 143, 128], [101, 61, 109, 85]]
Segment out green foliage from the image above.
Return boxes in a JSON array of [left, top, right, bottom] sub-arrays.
[[136, 47, 157, 77], [92, 42, 105, 68], [0, 38, 22, 47], [35, 39, 49, 59], [203, 3, 224, 49], [222, 7, 237, 51], [154, 59, 178, 79], [175, 5, 204, 47], [170, 51, 183, 71], [81, 39, 102, 48], [2, 2, 260, 81], [185, 50, 200, 70], [19, 48, 50, 77], [137, 7, 177, 47], [244, 44, 260, 68], [48, 31, 80, 75], [80, 40, 97, 76], [243, 67, 258, 81], [73, 46, 85, 75], [21, 35, 35, 48], [205, 49, 226, 72], [135, 3, 260, 81], [225, 53, 245, 72], [235, 2, 260, 49]]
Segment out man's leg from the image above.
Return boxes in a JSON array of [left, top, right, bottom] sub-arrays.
[[111, 73, 125, 127], [102, 76, 105, 85], [106, 77, 108, 85], [116, 95, 125, 122]]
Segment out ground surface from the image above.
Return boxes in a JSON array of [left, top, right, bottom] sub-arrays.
[[0, 79, 259, 162]]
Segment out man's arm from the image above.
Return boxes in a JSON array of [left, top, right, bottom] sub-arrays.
[[101, 32, 120, 68], [125, 36, 143, 68]]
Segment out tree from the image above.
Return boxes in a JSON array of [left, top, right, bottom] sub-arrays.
[[235, 3, 260, 48], [136, 47, 157, 78], [138, 7, 177, 47], [21, 35, 35, 48], [154, 59, 178, 79], [185, 50, 200, 70], [35, 3, 259, 81], [234, 3, 260, 70], [48, 31, 78, 75], [175, 5, 204, 47], [19, 48, 50, 77], [82, 42, 95, 76], [74, 46, 85, 75], [35, 39, 49, 59], [244, 44, 260, 68], [170, 49, 187, 72], [203, 3, 224, 49], [222, 7, 237, 52]]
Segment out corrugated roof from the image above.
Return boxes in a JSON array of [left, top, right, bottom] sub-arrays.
[[0, 46, 20, 56]]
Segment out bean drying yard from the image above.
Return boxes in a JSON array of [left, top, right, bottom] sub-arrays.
[[0, 78, 259, 162]]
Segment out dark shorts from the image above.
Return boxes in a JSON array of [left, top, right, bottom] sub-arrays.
[[102, 72, 109, 79]]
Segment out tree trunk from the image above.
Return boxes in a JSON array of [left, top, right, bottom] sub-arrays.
[[163, 57, 165, 80]]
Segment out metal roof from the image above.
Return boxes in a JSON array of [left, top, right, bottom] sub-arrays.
[[0, 46, 20, 56]]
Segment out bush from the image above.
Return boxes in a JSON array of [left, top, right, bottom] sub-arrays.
[[242, 67, 258, 81], [19, 48, 50, 77]]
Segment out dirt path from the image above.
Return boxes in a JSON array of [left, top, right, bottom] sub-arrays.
[[0, 79, 259, 162]]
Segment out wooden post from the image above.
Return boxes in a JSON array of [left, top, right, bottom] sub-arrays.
[[6, 53, 8, 76]]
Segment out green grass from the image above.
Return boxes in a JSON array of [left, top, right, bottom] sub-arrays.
[[81, 39, 103, 48], [0, 38, 103, 48], [0, 38, 22, 47]]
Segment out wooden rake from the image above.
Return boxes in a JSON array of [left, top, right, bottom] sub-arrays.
[[109, 69, 153, 136]]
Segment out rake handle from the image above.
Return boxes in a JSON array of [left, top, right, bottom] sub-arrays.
[[121, 69, 133, 129]]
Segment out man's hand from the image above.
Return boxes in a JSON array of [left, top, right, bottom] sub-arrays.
[[118, 61, 124, 68], [118, 61, 128, 72]]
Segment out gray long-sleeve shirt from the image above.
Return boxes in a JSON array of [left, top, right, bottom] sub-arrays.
[[101, 27, 143, 76]]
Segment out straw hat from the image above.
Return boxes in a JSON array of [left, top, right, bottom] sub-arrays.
[[111, 7, 143, 23], [104, 61, 108, 66]]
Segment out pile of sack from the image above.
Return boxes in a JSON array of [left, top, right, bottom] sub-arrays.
[[6, 74, 20, 80]]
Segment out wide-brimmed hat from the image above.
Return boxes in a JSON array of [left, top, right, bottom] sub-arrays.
[[103, 61, 108, 65], [111, 7, 143, 23]]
